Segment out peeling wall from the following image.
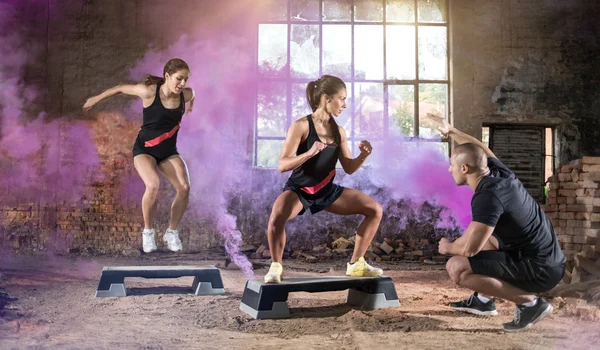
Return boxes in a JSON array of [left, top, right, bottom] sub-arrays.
[[451, 0, 600, 163]]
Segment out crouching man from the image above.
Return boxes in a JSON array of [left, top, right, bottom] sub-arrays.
[[429, 114, 565, 332]]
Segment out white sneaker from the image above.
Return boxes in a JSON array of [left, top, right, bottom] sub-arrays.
[[264, 262, 283, 283], [163, 229, 182, 252], [142, 229, 157, 253], [346, 257, 383, 277]]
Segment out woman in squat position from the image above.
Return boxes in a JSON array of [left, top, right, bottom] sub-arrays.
[[264, 75, 384, 283]]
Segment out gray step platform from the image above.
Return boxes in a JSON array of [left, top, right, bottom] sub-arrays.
[[95, 265, 225, 297], [239, 276, 400, 319]]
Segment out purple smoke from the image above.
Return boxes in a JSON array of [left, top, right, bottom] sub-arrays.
[[128, 34, 256, 277]]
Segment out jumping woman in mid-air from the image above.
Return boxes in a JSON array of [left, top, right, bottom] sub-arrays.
[[84, 58, 195, 253]]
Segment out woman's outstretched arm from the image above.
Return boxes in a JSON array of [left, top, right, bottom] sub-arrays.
[[83, 84, 153, 111]]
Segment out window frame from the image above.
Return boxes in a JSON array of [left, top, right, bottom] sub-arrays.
[[254, 0, 451, 167]]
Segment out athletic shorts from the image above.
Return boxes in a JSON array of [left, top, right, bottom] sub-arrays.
[[132, 134, 179, 164], [283, 181, 345, 215], [468, 250, 565, 293]]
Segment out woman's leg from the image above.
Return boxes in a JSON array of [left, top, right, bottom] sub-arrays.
[[267, 190, 304, 264], [325, 188, 383, 263], [133, 154, 160, 230], [157, 155, 191, 230]]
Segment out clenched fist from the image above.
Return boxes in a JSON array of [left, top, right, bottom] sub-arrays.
[[307, 141, 328, 157], [358, 140, 372, 158]]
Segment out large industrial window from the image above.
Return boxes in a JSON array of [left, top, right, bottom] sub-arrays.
[[255, 0, 449, 167]]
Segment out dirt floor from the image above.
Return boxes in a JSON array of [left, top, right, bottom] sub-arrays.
[[1, 252, 599, 350]]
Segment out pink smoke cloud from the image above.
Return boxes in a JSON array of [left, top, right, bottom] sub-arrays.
[[341, 137, 472, 230], [128, 34, 256, 277]]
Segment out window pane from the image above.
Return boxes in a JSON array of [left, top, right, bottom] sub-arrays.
[[257, 140, 284, 168], [386, 25, 415, 79], [259, 0, 288, 21], [354, 0, 383, 22], [291, 25, 320, 78], [397, 140, 448, 160], [258, 24, 288, 77], [370, 141, 384, 165], [323, 0, 351, 21], [418, 0, 447, 23], [292, 83, 311, 119], [545, 128, 553, 183], [323, 25, 351, 79], [291, 0, 320, 21], [419, 141, 449, 157], [355, 25, 384, 80], [257, 82, 287, 137], [389, 85, 415, 137], [438, 141, 449, 156], [355, 83, 384, 139], [387, 0, 415, 22], [482, 127, 490, 147], [419, 83, 447, 138], [418, 26, 447, 80]]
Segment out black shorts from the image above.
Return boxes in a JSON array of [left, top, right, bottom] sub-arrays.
[[283, 181, 344, 215], [132, 135, 179, 164], [468, 250, 565, 293]]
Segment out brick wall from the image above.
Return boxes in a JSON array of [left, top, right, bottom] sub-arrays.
[[543, 157, 600, 262]]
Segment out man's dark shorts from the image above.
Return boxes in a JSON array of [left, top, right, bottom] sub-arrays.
[[468, 250, 565, 293]]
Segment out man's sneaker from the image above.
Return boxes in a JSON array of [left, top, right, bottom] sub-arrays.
[[503, 298, 553, 332], [163, 229, 183, 252], [346, 257, 383, 277], [264, 262, 283, 283], [142, 229, 157, 253], [449, 292, 498, 316]]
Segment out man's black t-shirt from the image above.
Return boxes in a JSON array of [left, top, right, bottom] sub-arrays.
[[471, 158, 565, 265]]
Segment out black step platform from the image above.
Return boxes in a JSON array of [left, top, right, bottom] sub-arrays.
[[239, 276, 400, 319], [95, 266, 225, 297]]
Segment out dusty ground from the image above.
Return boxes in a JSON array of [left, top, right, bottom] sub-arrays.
[[1, 252, 599, 350]]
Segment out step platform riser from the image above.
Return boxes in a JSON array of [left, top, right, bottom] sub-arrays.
[[95, 266, 225, 297], [239, 276, 400, 319]]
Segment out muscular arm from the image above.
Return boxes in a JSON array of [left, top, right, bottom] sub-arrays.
[[444, 221, 495, 257], [83, 84, 153, 111], [183, 87, 195, 114], [427, 113, 496, 159], [338, 127, 367, 174], [447, 128, 496, 159], [277, 119, 322, 173]]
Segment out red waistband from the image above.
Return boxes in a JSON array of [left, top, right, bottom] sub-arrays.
[[144, 125, 180, 147], [300, 169, 336, 195]]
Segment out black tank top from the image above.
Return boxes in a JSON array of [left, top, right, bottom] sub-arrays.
[[138, 84, 185, 147], [287, 115, 340, 194]]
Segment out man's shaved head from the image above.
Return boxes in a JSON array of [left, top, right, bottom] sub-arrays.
[[452, 143, 488, 171]]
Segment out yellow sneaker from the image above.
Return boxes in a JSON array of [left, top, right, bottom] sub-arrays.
[[346, 257, 383, 277], [264, 262, 283, 283]]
